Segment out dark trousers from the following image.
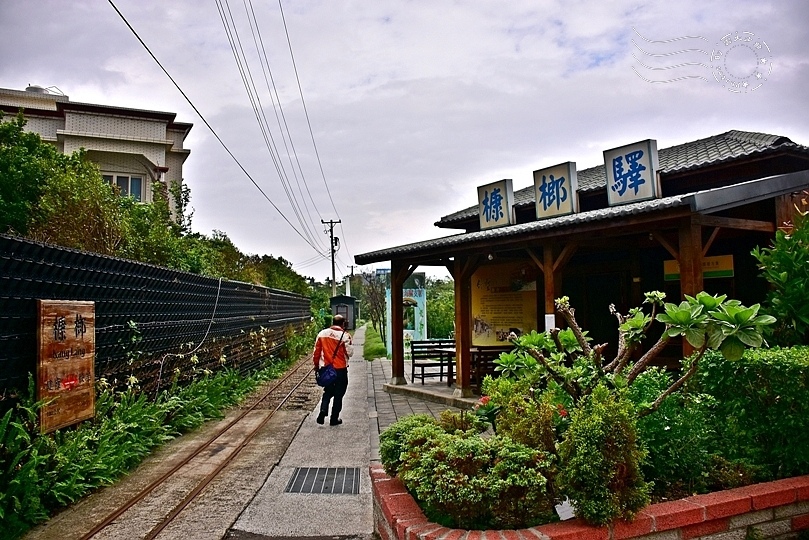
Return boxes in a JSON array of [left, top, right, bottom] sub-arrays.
[[320, 368, 348, 421]]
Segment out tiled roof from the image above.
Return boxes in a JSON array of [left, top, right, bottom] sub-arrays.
[[358, 195, 689, 263], [356, 168, 809, 264], [437, 130, 804, 226]]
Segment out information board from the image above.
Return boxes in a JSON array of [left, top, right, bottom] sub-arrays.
[[37, 300, 95, 434]]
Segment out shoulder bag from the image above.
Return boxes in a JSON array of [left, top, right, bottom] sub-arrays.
[[316, 330, 345, 387]]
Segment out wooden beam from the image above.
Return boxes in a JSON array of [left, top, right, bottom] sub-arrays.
[[702, 227, 721, 257], [553, 243, 578, 273], [695, 215, 775, 233], [651, 231, 679, 260], [527, 249, 544, 273]]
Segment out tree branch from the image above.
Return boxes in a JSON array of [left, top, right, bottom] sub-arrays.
[[637, 346, 706, 418], [523, 347, 581, 402], [555, 300, 593, 357], [626, 335, 670, 385]]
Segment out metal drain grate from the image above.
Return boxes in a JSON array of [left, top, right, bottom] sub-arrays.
[[285, 467, 360, 495]]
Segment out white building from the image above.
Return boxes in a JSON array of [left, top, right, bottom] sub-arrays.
[[0, 85, 192, 217]]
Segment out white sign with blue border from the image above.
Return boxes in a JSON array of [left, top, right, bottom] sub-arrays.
[[534, 162, 578, 220], [603, 139, 659, 206], [477, 179, 514, 230]]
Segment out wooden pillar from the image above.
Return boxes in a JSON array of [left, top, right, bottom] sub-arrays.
[[678, 217, 703, 356], [452, 256, 477, 398], [543, 245, 557, 331], [389, 260, 414, 385]]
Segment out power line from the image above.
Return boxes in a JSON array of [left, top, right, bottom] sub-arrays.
[[215, 0, 326, 251], [275, 0, 344, 229], [106, 0, 327, 255]]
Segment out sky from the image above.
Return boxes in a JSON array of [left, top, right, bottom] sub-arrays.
[[1, 1, 807, 284]]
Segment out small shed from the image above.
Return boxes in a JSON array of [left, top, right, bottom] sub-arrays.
[[330, 295, 356, 330]]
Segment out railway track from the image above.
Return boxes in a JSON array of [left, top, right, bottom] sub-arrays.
[[75, 354, 320, 540]]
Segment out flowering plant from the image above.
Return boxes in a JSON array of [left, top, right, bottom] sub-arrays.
[[472, 395, 501, 431]]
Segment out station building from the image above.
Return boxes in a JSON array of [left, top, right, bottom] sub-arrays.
[[355, 130, 809, 397]]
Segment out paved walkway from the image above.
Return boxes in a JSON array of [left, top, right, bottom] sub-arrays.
[[229, 325, 467, 539]]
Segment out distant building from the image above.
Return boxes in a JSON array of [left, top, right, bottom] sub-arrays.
[[0, 85, 192, 219]]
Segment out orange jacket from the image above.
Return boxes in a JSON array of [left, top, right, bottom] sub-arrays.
[[313, 325, 353, 369]]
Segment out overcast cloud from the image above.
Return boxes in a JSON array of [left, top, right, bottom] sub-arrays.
[[1, 1, 807, 282]]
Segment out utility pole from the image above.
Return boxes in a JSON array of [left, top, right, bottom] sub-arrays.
[[322, 219, 341, 297], [346, 265, 355, 296]]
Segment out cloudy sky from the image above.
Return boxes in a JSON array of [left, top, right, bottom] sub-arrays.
[[1, 1, 807, 283]]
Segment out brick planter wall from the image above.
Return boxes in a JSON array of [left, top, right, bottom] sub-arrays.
[[371, 465, 809, 540]]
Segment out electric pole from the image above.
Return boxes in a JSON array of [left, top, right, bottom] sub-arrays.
[[322, 219, 341, 297], [346, 265, 355, 296]]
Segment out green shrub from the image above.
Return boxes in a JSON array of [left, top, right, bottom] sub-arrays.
[[378, 414, 437, 476], [379, 413, 555, 529], [752, 211, 809, 345], [629, 368, 716, 497], [481, 375, 560, 455], [696, 347, 809, 479], [436, 409, 487, 434], [557, 384, 650, 525], [398, 430, 554, 529]]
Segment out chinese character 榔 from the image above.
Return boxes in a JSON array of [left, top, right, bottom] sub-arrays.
[[75, 314, 87, 338], [538, 174, 568, 212], [482, 188, 505, 223], [611, 150, 647, 197]]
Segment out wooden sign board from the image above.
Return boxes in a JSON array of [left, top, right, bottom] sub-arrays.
[[37, 300, 95, 434]]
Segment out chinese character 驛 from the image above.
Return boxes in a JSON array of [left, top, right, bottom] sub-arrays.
[[75, 314, 87, 338], [611, 150, 647, 197], [538, 174, 568, 212], [482, 188, 505, 223], [53, 316, 67, 342]]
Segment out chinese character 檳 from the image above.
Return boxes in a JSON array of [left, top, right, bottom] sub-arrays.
[[53, 316, 67, 342], [482, 188, 505, 223]]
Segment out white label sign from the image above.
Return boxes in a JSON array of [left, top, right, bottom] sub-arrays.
[[604, 139, 659, 206], [477, 179, 515, 230], [534, 162, 578, 219]]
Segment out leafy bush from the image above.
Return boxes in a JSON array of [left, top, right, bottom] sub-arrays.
[[696, 347, 809, 479], [380, 414, 556, 529], [481, 375, 560, 455], [752, 209, 809, 345], [556, 384, 650, 525], [378, 414, 438, 476], [629, 368, 716, 497]]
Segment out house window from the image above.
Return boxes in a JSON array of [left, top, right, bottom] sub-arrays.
[[103, 174, 143, 202]]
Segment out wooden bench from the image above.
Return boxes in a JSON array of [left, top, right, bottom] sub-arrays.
[[410, 339, 456, 385], [471, 346, 513, 386]]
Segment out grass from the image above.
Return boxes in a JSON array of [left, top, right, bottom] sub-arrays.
[[363, 324, 388, 359], [0, 355, 299, 540]]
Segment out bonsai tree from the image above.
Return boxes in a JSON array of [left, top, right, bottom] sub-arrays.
[[508, 291, 775, 417]]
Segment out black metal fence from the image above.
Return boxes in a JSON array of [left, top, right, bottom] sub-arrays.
[[0, 234, 311, 398]]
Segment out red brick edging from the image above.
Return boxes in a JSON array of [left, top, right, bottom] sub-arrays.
[[371, 465, 809, 540]]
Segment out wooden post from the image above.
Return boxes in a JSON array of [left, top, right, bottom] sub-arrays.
[[543, 244, 557, 331], [452, 256, 476, 398], [678, 217, 703, 356], [389, 260, 412, 385]]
